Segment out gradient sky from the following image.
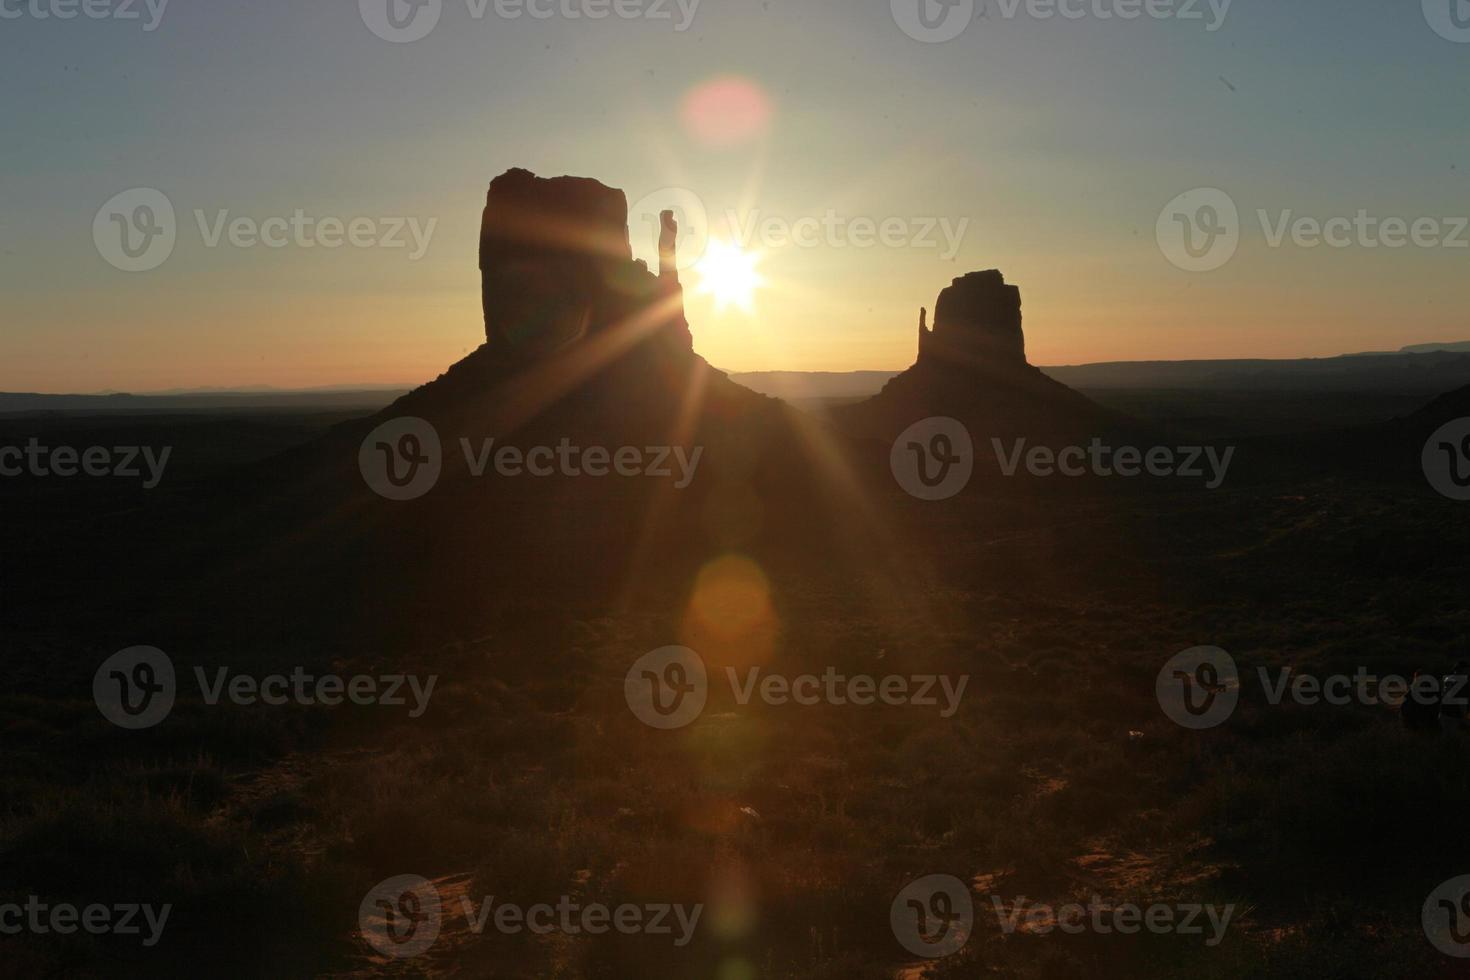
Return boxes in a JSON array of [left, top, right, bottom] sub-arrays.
[[3, 0, 1469, 392]]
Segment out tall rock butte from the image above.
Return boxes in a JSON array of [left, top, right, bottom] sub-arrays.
[[479, 167, 691, 358]]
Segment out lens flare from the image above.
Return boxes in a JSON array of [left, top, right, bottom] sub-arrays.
[[695, 239, 764, 313], [680, 554, 778, 668], [680, 76, 772, 148]]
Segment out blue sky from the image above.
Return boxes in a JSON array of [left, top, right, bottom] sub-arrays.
[[3, 0, 1468, 390]]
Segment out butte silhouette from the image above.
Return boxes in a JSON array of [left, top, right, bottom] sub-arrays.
[[209, 170, 846, 643], [195, 169, 1129, 647], [835, 270, 1119, 448]]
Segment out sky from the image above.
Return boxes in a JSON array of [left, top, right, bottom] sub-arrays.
[[2, 0, 1469, 392]]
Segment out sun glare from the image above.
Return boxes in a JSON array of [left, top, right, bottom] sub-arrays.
[[694, 239, 763, 313]]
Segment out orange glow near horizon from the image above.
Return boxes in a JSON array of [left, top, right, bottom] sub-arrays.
[[9, 11, 1470, 396], [11, 79, 1470, 393]]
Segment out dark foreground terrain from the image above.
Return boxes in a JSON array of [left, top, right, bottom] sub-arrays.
[[2, 372, 1469, 979]]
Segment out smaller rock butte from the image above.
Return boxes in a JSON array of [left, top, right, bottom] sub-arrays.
[[478, 167, 691, 359], [835, 265, 1120, 445], [917, 270, 1027, 369]]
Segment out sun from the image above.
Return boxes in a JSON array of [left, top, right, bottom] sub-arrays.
[[694, 238, 763, 313]]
